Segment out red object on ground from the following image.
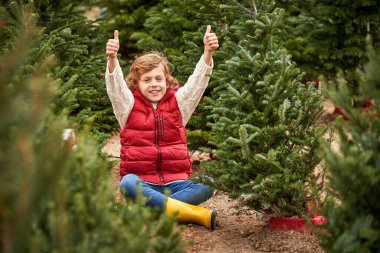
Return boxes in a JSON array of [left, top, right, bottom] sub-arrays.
[[312, 216, 328, 225], [268, 216, 327, 233], [268, 199, 328, 233], [268, 216, 307, 232], [333, 100, 374, 121], [333, 107, 348, 120], [363, 100, 373, 108]]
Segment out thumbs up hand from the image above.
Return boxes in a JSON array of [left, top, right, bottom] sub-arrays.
[[203, 25, 219, 54], [106, 30, 119, 59]]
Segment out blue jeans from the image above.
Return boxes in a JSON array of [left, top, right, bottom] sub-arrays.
[[120, 174, 214, 210]]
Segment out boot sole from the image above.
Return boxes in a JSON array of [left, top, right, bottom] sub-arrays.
[[211, 210, 217, 230]]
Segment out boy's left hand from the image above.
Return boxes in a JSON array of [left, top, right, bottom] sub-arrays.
[[203, 25, 219, 54]]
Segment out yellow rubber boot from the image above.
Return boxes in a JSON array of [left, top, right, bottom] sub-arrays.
[[165, 197, 217, 230]]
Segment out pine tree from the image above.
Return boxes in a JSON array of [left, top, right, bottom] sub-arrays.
[[35, 0, 118, 133], [95, 0, 161, 60], [278, 0, 380, 94], [1, 0, 119, 134], [319, 40, 380, 252], [131, 0, 200, 77], [0, 5, 183, 253], [176, 0, 325, 216]]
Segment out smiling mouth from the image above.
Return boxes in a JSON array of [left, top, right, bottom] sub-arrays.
[[149, 90, 160, 95]]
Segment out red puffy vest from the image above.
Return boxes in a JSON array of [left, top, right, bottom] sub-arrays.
[[119, 85, 192, 184]]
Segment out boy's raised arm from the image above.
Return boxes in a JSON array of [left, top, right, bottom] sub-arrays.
[[105, 30, 134, 129], [176, 25, 219, 126]]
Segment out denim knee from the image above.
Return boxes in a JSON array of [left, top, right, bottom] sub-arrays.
[[198, 184, 214, 202], [120, 174, 140, 198], [205, 186, 214, 199]]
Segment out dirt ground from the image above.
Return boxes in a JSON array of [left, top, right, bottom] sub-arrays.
[[181, 192, 324, 253], [102, 99, 336, 253]]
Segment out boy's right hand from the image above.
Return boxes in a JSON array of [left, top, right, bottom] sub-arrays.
[[106, 30, 119, 59]]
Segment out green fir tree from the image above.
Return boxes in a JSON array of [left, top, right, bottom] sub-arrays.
[[2, 0, 118, 135], [187, 0, 325, 216], [95, 0, 161, 60], [131, 0, 199, 62], [278, 0, 380, 94], [36, 0, 117, 133], [319, 40, 380, 252]]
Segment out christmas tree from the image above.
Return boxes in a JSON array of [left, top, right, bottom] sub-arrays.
[[178, 0, 325, 216], [1, 0, 119, 134], [278, 0, 380, 94], [131, 0, 200, 76], [95, 0, 161, 60], [0, 4, 182, 253], [319, 39, 380, 252]]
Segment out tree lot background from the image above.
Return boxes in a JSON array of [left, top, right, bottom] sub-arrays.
[[0, 0, 379, 252]]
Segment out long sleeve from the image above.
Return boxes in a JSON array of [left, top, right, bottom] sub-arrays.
[[175, 55, 213, 126], [105, 60, 134, 129]]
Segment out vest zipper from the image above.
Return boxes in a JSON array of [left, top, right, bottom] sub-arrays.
[[152, 108, 164, 183], [138, 89, 169, 184]]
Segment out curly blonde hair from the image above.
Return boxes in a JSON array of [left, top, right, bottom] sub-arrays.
[[125, 52, 179, 92]]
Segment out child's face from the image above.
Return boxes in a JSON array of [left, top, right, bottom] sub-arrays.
[[138, 64, 167, 103]]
